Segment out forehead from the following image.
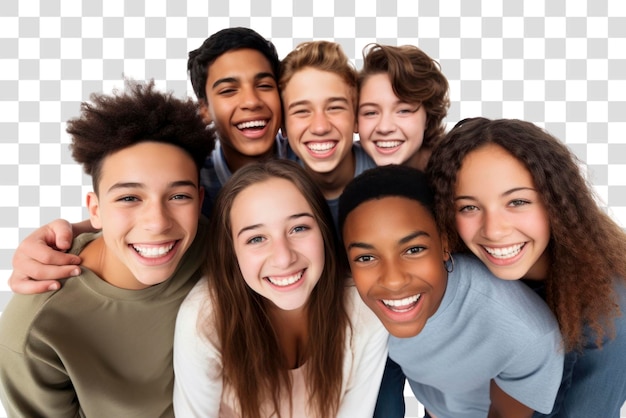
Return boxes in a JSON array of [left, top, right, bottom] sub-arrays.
[[98, 142, 197, 187], [230, 177, 313, 224], [282, 67, 354, 103], [458, 144, 534, 186], [344, 196, 437, 236], [207, 48, 274, 81]]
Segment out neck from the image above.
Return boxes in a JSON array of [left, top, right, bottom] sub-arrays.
[[80, 236, 147, 290], [221, 143, 276, 174], [307, 149, 355, 200]]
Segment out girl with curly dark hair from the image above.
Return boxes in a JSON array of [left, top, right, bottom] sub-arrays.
[[427, 117, 626, 417]]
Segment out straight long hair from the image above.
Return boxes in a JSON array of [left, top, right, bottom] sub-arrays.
[[204, 160, 350, 417]]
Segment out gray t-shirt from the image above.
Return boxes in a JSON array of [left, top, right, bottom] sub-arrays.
[[390, 254, 563, 417]]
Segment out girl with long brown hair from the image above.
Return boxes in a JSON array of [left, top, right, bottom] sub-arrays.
[[173, 159, 388, 418], [427, 117, 626, 417]]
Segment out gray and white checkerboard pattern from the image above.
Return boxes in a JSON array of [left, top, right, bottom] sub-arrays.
[[1, 1, 625, 416]]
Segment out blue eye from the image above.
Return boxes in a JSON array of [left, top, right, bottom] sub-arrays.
[[247, 236, 265, 245]]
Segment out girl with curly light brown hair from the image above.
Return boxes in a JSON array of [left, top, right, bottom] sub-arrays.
[[427, 117, 626, 417]]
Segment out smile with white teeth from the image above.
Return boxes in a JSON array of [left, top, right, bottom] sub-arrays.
[[483, 243, 524, 259], [266, 270, 304, 287], [132, 242, 176, 258], [382, 294, 421, 312], [375, 140, 403, 149], [236, 120, 267, 130], [307, 141, 336, 153]]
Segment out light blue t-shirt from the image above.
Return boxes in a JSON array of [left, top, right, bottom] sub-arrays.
[[390, 254, 563, 417]]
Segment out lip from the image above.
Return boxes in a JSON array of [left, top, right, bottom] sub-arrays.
[[376, 292, 424, 323], [264, 269, 307, 292], [304, 140, 338, 158], [129, 240, 181, 266], [480, 243, 527, 266], [233, 118, 272, 140], [373, 140, 404, 154]]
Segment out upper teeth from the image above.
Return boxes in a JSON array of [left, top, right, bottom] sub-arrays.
[[267, 271, 303, 287], [484, 244, 524, 259], [375, 140, 402, 149], [237, 120, 267, 129], [133, 243, 175, 258], [307, 142, 336, 152], [382, 294, 421, 308]]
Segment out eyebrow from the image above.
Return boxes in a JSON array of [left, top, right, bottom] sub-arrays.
[[287, 96, 350, 110], [236, 212, 315, 238], [455, 186, 537, 201], [106, 180, 197, 194], [347, 230, 430, 250], [212, 72, 275, 90]]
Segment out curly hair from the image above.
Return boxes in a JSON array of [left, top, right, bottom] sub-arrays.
[[205, 159, 350, 418], [68, 80, 215, 193], [279, 40, 358, 113], [188, 27, 281, 103], [358, 43, 450, 150], [427, 117, 626, 350]]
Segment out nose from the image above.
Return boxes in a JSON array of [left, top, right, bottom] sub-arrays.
[[376, 111, 396, 135], [309, 111, 332, 135], [142, 202, 172, 233], [480, 209, 511, 241], [378, 259, 411, 291], [270, 236, 297, 268], [240, 85, 262, 110]]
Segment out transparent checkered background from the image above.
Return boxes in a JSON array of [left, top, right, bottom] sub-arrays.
[[1, 1, 625, 416]]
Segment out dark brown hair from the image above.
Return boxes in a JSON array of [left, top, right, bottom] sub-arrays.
[[205, 159, 349, 418], [68, 80, 214, 193], [359, 43, 450, 150], [427, 117, 626, 350]]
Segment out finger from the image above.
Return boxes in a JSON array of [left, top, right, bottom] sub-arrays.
[[8, 271, 66, 294]]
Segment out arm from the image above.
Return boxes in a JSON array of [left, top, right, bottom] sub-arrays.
[[488, 380, 533, 418], [173, 279, 222, 418], [336, 291, 390, 417], [0, 316, 80, 417], [9, 219, 95, 294]]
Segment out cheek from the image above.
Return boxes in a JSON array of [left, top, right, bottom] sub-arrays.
[[455, 214, 477, 242]]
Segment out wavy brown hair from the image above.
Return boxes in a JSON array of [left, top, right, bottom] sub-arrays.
[[358, 43, 450, 150], [204, 159, 350, 418], [427, 117, 626, 351]]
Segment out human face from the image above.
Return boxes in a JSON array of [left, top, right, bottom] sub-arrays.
[[87, 142, 202, 289], [282, 67, 357, 174], [203, 49, 282, 160], [231, 177, 325, 311], [343, 196, 449, 338], [358, 73, 427, 167], [454, 144, 551, 280]]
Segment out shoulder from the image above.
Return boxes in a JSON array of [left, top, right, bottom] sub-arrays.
[[454, 254, 559, 334], [344, 285, 387, 340]]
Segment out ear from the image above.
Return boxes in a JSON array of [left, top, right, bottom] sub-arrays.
[[86, 192, 102, 230], [198, 100, 212, 125], [440, 233, 450, 262]]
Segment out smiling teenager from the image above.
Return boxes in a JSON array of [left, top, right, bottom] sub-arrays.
[[173, 160, 388, 417], [428, 117, 626, 417], [0, 81, 214, 417]]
